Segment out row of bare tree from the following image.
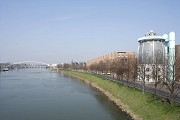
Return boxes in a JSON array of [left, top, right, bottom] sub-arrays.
[[57, 62, 87, 71], [89, 57, 137, 82], [57, 55, 180, 104], [88, 54, 180, 103], [138, 52, 180, 103]]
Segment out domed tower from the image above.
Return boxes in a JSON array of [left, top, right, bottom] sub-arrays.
[[138, 30, 166, 82], [138, 30, 166, 65], [138, 30, 176, 82]]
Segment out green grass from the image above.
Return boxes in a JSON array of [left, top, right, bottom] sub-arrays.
[[61, 70, 180, 120]]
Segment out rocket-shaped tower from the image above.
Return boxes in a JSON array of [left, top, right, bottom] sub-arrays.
[[165, 32, 176, 80]]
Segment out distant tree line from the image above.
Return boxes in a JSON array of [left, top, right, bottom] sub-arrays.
[[57, 61, 87, 71]]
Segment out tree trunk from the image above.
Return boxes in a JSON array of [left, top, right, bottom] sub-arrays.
[[142, 81, 145, 94], [153, 84, 157, 97]]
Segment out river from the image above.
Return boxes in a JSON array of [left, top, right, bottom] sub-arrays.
[[0, 69, 131, 120]]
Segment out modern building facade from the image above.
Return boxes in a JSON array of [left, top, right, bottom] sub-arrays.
[[138, 30, 176, 82], [86, 51, 135, 67], [138, 30, 166, 65]]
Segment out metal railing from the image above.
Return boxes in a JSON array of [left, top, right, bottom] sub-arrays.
[[93, 73, 180, 103]]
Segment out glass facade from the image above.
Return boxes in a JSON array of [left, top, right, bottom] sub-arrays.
[[138, 39, 165, 64]]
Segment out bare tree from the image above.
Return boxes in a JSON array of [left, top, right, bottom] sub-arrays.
[[163, 55, 180, 104], [138, 64, 146, 94], [151, 51, 165, 97], [123, 58, 130, 83], [89, 63, 98, 73], [104, 59, 111, 75], [129, 58, 138, 84], [110, 58, 126, 80], [57, 64, 63, 70], [97, 61, 106, 74], [124, 57, 138, 84], [63, 63, 70, 69], [109, 60, 116, 78], [138, 52, 152, 94], [78, 62, 87, 71]]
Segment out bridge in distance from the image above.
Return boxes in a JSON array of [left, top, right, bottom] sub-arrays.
[[13, 61, 50, 69]]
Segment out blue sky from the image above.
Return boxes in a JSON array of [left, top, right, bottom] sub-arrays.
[[0, 0, 180, 64]]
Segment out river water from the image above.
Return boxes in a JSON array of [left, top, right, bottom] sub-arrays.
[[0, 69, 131, 120]]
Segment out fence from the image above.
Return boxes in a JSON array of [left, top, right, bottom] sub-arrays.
[[93, 73, 180, 103]]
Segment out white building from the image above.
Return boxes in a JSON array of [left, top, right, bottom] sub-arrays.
[[138, 30, 175, 82]]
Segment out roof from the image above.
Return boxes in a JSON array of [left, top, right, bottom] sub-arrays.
[[138, 31, 165, 42]]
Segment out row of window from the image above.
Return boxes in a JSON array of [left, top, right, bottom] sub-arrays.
[[138, 67, 161, 72], [146, 67, 161, 72], [146, 75, 162, 81]]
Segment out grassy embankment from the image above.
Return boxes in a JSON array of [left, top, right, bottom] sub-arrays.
[[61, 70, 180, 120]]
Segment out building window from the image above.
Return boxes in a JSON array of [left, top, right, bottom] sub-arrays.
[[138, 68, 140, 72], [146, 75, 149, 81], [158, 68, 161, 71], [146, 68, 150, 71], [158, 75, 161, 81]]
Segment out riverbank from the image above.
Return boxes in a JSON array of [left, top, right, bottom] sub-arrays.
[[60, 70, 180, 120]]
